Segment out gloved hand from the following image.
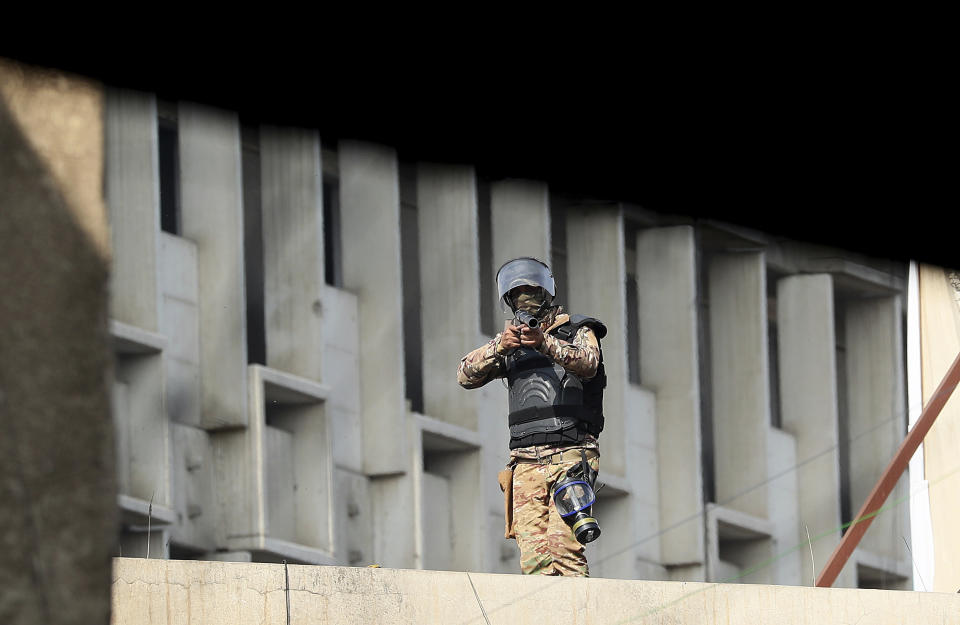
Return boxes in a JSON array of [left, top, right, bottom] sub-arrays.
[[520, 325, 544, 349], [497, 323, 522, 354]]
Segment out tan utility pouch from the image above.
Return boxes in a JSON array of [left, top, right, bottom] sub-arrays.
[[497, 467, 516, 539]]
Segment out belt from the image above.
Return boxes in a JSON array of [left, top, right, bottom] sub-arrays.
[[512, 447, 599, 465]]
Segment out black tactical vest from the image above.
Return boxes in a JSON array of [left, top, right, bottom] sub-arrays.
[[505, 315, 607, 449]]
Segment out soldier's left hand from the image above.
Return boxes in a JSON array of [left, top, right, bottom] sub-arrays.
[[520, 325, 544, 348]]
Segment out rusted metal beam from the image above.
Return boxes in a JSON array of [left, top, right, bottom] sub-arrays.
[[815, 350, 960, 587]]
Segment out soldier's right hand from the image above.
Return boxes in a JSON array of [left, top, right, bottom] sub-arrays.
[[497, 324, 522, 354]]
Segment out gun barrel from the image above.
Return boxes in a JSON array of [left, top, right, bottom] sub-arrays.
[[515, 311, 540, 328]]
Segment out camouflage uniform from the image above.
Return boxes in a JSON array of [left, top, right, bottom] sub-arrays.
[[457, 307, 602, 577]]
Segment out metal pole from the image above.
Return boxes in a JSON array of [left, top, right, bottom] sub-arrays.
[[815, 350, 960, 587]]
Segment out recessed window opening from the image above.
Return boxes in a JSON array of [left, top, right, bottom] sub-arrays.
[[477, 175, 495, 337], [835, 295, 852, 533], [696, 230, 716, 504], [549, 194, 569, 307], [157, 99, 180, 234], [400, 161, 424, 414], [767, 269, 783, 429], [241, 122, 266, 366], [624, 220, 642, 385], [322, 141, 342, 287]]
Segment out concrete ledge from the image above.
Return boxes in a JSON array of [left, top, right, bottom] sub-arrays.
[[112, 558, 960, 624], [110, 319, 167, 354], [254, 364, 330, 404], [118, 494, 178, 527]]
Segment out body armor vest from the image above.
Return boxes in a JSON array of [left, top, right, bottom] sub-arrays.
[[505, 315, 607, 449]]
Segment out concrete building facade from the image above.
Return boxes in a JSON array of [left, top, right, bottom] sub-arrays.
[[105, 88, 913, 589]]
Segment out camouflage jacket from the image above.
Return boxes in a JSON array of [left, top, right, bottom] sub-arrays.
[[456, 308, 601, 390]]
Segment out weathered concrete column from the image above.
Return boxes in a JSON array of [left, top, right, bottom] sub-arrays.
[[178, 103, 248, 429], [105, 88, 161, 332], [637, 226, 705, 566], [777, 274, 848, 586], [490, 179, 550, 267], [708, 252, 769, 518], [418, 164, 480, 430], [260, 127, 324, 381], [338, 141, 407, 475], [104, 89, 172, 509], [0, 59, 115, 625], [845, 296, 908, 561], [565, 203, 627, 476]]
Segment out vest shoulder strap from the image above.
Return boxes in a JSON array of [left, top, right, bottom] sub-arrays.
[[552, 315, 608, 341]]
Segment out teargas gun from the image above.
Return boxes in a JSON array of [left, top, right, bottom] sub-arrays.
[[514, 310, 540, 329]]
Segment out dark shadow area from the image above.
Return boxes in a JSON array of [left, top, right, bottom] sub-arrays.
[[0, 89, 116, 625], [1, 48, 952, 271]]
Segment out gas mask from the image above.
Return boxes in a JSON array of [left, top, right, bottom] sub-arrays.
[[552, 450, 601, 544]]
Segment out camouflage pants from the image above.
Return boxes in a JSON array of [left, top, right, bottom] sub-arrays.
[[510, 452, 600, 576]]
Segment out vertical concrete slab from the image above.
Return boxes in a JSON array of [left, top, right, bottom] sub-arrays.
[[845, 296, 908, 560], [636, 225, 705, 565], [767, 427, 802, 586], [169, 423, 216, 551], [264, 425, 296, 541], [709, 252, 769, 519], [333, 467, 373, 566], [373, 414, 420, 571], [260, 127, 324, 381], [177, 103, 248, 429], [421, 472, 453, 571], [114, 354, 171, 506], [159, 233, 201, 427], [338, 141, 408, 475], [777, 274, 848, 587], [565, 203, 627, 476], [105, 88, 161, 332], [417, 163, 480, 430], [0, 59, 115, 625], [490, 179, 550, 268]]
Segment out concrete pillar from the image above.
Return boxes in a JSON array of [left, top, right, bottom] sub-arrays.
[[490, 179, 550, 268], [845, 296, 908, 561], [767, 427, 802, 586], [159, 233, 201, 427], [105, 88, 161, 332], [636, 226, 705, 565], [417, 164, 480, 430], [177, 103, 248, 429], [371, 415, 418, 570], [0, 59, 115, 625], [260, 127, 324, 381], [777, 274, 848, 586], [338, 141, 408, 475], [565, 203, 627, 476], [103, 90, 173, 520], [708, 252, 769, 519]]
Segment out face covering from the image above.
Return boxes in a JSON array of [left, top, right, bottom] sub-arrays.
[[513, 290, 547, 314]]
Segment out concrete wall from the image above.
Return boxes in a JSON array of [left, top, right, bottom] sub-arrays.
[[417, 163, 480, 430], [637, 226, 704, 567], [708, 252, 769, 519], [845, 296, 909, 565], [777, 274, 851, 587], [111, 558, 960, 625], [178, 103, 248, 430], [338, 141, 408, 476], [89, 83, 916, 592]]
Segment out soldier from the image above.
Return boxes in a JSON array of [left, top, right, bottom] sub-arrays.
[[457, 257, 607, 576]]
